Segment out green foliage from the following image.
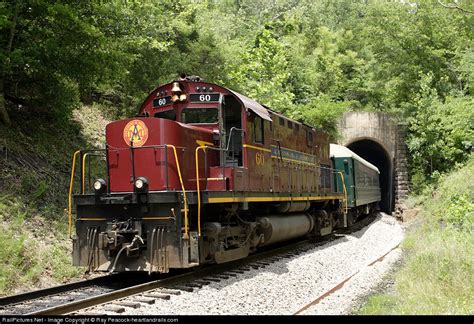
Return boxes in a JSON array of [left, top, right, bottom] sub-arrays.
[[296, 95, 353, 140], [359, 156, 474, 314], [444, 194, 473, 232], [407, 73, 474, 191], [2, 1, 473, 149], [230, 27, 294, 113], [0, 195, 83, 294]]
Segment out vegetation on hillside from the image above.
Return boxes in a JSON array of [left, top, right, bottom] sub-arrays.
[[0, 0, 473, 297], [359, 155, 473, 314], [1, 0, 472, 173]]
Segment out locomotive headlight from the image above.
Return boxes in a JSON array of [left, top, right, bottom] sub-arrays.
[[134, 177, 148, 192], [179, 93, 187, 101], [93, 178, 107, 195]]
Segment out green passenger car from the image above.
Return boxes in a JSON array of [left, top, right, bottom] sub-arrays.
[[330, 144, 381, 209]]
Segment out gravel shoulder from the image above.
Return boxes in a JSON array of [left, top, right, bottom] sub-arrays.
[[87, 213, 404, 315]]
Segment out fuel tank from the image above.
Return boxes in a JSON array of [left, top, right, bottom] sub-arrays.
[[257, 214, 315, 246]]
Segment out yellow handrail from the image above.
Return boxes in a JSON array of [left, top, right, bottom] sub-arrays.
[[195, 146, 207, 237], [338, 171, 348, 214], [68, 150, 81, 239], [81, 153, 91, 194], [168, 145, 189, 239]]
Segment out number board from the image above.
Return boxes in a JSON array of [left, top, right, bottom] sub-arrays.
[[153, 96, 172, 107], [189, 93, 220, 103]]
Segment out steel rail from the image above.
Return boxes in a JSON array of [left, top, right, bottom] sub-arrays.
[[5, 214, 377, 316], [0, 274, 122, 307]]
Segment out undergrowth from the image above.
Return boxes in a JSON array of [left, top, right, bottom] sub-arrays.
[[359, 155, 474, 314], [0, 105, 108, 295]]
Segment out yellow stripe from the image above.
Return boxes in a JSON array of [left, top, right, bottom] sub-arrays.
[[79, 218, 107, 221], [271, 155, 316, 166], [243, 144, 271, 152], [208, 195, 343, 203]]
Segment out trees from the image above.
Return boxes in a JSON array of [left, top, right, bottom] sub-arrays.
[[0, 1, 127, 122], [1, 0, 472, 188], [230, 26, 294, 113], [407, 75, 473, 190]]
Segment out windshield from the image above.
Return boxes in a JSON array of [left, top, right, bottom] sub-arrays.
[[181, 107, 218, 124], [154, 109, 176, 121]]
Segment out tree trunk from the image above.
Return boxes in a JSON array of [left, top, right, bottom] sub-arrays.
[[0, 78, 11, 125], [0, 2, 21, 126]]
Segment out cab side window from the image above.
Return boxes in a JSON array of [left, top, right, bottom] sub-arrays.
[[254, 116, 264, 144]]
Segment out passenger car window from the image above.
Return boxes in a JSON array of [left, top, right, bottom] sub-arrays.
[[181, 108, 218, 123]]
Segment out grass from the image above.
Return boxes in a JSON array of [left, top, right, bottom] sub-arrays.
[[0, 195, 84, 295], [359, 155, 474, 314]]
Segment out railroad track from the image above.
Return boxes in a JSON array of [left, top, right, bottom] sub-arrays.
[[0, 214, 377, 316], [0, 271, 179, 315]]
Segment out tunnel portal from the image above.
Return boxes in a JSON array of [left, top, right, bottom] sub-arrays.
[[338, 112, 409, 217], [347, 139, 393, 213]]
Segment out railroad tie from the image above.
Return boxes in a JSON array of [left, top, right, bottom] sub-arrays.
[[185, 283, 202, 288], [256, 262, 271, 266], [143, 293, 171, 300], [210, 275, 229, 279], [227, 269, 245, 274], [135, 297, 156, 305], [113, 301, 141, 309], [203, 277, 221, 282], [104, 305, 126, 313], [156, 289, 181, 295], [221, 272, 238, 277], [172, 286, 194, 292], [266, 257, 281, 262], [194, 280, 211, 285]]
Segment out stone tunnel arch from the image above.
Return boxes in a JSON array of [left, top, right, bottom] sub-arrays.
[[346, 138, 394, 213], [338, 112, 410, 216]]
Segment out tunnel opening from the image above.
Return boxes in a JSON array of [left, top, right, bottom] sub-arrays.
[[347, 139, 393, 213]]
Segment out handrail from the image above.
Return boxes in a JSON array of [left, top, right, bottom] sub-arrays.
[[194, 128, 244, 237], [81, 152, 106, 194], [195, 146, 207, 237], [167, 144, 189, 240], [68, 150, 81, 239], [81, 153, 91, 194], [338, 171, 348, 213], [337, 171, 349, 226]]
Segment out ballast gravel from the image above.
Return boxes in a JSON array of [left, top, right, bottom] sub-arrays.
[[93, 213, 404, 315]]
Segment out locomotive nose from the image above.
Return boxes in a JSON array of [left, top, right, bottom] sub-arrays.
[[105, 117, 213, 193]]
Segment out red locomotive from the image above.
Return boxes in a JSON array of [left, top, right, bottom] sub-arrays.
[[70, 75, 376, 273]]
